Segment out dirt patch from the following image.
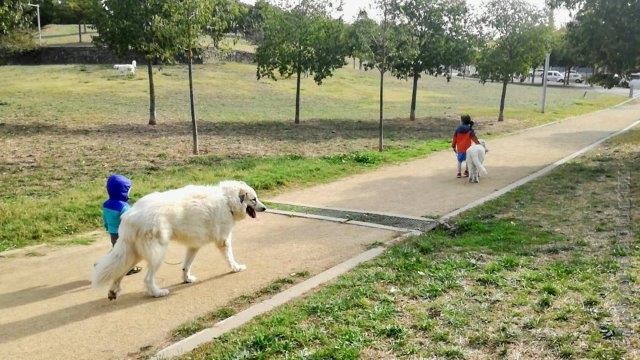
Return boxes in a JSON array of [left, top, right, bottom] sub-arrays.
[[0, 116, 516, 199]]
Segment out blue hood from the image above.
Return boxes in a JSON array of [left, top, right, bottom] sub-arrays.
[[103, 174, 131, 212]]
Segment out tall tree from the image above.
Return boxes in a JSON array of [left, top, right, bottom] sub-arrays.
[[391, 0, 474, 121], [362, 0, 400, 151], [476, 0, 552, 121], [0, 1, 35, 61], [550, 29, 584, 85], [559, 0, 640, 77], [346, 9, 377, 70], [255, 0, 348, 124]]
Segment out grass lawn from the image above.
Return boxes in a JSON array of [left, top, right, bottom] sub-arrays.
[[0, 62, 625, 251], [178, 130, 640, 359], [40, 24, 96, 46]]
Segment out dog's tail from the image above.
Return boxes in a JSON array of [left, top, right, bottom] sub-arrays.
[[92, 230, 138, 288], [472, 153, 488, 175]]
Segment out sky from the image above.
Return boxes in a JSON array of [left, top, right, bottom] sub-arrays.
[[239, 0, 573, 28]]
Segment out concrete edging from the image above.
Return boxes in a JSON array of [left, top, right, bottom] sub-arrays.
[[266, 209, 418, 233], [269, 202, 432, 222], [152, 231, 417, 360]]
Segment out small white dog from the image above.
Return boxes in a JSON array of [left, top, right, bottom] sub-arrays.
[[113, 60, 136, 75], [467, 139, 488, 183], [92, 180, 266, 300]]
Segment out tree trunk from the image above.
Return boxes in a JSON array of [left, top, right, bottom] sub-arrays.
[[295, 69, 301, 124], [353, 57, 356, 69], [147, 61, 157, 125], [564, 66, 571, 86], [531, 69, 535, 84], [498, 80, 507, 122], [83, 24, 87, 33], [78, 23, 82, 43], [379, 70, 384, 152], [409, 72, 419, 121], [188, 51, 198, 155]]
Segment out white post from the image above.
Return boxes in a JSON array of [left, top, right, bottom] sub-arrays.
[[540, 53, 550, 113], [28, 4, 42, 45], [36, 5, 41, 45]]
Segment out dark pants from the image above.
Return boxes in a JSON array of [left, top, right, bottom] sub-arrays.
[[109, 233, 118, 247]]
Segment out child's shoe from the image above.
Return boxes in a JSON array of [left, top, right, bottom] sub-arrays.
[[463, 170, 469, 177], [456, 172, 462, 178]]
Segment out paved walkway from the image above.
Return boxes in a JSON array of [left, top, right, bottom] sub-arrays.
[[1, 101, 638, 359]]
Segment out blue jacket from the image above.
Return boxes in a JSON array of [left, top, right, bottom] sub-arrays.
[[102, 174, 131, 235]]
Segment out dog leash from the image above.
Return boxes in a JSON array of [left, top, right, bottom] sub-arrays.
[[163, 260, 182, 265]]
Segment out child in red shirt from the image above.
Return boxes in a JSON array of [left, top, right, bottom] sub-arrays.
[[452, 114, 480, 178]]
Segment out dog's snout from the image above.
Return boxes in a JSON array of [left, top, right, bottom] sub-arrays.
[[257, 205, 267, 212]]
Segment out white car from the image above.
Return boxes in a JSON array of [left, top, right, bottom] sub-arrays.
[[545, 71, 565, 82], [568, 72, 584, 83], [629, 73, 640, 89]]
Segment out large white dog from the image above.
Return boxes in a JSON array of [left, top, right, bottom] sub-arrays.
[[92, 180, 266, 300], [467, 140, 488, 183]]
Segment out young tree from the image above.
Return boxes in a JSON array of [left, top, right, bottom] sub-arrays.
[[476, 0, 552, 121], [173, 0, 243, 154], [255, 1, 348, 124], [58, 0, 93, 43], [0, 1, 35, 61], [361, 0, 400, 151], [391, 0, 474, 120], [93, 0, 186, 126], [347, 9, 377, 69]]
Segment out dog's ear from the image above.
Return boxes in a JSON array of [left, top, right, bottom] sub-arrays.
[[238, 187, 250, 203]]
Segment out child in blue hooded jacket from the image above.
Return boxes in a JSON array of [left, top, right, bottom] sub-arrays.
[[102, 174, 141, 274]]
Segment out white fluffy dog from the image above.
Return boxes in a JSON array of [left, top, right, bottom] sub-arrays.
[[92, 180, 266, 300], [113, 60, 136, 74], [467, 140, 488, 183]]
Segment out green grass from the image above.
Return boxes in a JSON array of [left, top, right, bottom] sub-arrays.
[[177, 130, 640, 359], [171, 271, 311, 342], [40, 24, 96, 46], [0, 61, 625, 251], [0, 62, 622, 125], [0, 140, 449, 251]]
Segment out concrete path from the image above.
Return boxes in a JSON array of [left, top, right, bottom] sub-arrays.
[[1, 101, 638, 359], [273, 102, 640, 217]]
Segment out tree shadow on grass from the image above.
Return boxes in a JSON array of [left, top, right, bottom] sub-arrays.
[[0, 117, 465, 143]]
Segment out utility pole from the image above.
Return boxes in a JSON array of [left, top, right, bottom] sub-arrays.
[[540, 53, 550, 113]]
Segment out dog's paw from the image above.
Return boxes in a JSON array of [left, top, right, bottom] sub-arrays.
[[108, 290, 118, 301], [231, 263, 247, 272], [150, 288, 170, 298], [183, 274, 198, 283]]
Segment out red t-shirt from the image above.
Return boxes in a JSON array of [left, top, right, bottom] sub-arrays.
[[452, 124, 475, 153]]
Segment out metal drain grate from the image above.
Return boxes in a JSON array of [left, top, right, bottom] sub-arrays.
[[268, 203, 438, 232]]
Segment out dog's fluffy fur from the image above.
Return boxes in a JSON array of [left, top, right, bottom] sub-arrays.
[[92, 180, 266, 300], [467, 140, 488, 183], [113, 60, 136, 74]]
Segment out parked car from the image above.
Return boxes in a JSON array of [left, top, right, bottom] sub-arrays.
[[568, 71, 584, 83], [629, 73, 640, 89], [545, 71, 565, 82], [530, 70, 564, 82]]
